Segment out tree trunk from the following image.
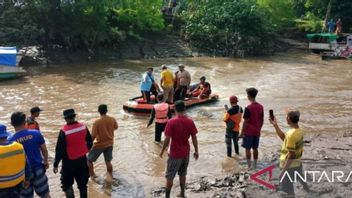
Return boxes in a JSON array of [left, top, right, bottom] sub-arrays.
[[322, 0, 334, 32]]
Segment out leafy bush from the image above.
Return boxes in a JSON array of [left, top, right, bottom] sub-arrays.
[[257, 0, 296, 29], [181, 0, 277, 56], [295, 12, 323, 32]]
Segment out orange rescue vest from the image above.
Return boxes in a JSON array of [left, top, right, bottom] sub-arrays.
[[224, 106, 243, 132], [154, 103, 169, 123]]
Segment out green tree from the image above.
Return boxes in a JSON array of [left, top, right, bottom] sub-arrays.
[[182, 0, 276, 56]]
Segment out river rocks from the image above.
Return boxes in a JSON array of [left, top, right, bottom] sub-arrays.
[[20, 46, 49, 66], [151, 134, 352, 197]]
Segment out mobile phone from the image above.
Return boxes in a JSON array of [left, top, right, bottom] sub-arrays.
[[224, 104, 229, 110], [269, 109, 274, 120]]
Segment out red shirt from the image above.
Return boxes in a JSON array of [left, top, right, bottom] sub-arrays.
[[243, 102, 264, 136], [165, 115, 198, 158]]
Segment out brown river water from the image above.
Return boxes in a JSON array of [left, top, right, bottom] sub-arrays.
[[0, 50, 351, 197]]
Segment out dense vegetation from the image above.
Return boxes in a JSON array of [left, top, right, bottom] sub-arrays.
[[0, 0, 351, 56], [181, 0, 276, 56]]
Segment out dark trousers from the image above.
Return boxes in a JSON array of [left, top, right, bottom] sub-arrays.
[[142, 91, 151, 103], [280, 165, 309, 195], [155, 122, 167, 142], [174, 85, 188, 101], [0, 183, 21, 198], [142, 86, 158, 103], [61, 156, 89, 198], [225, 130, 239, 157]]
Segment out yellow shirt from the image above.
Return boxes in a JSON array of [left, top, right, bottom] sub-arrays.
[[280, 128, 304, 169], [161, 70, 174, 88]]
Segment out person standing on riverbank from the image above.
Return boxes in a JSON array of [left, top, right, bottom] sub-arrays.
[[25, 106, 42, 130], [269, 110, 309, 196], [9, 112, 51, 198], [326, 19, 336, 33], [224, 96, 243, 157], [0, 124, 30, 198], [159, 100, 199, 198], [87, 104, 118, 180], [160, 65, 174, 103], [147, 94, 172, 143], [335, 18, 343, 34], [240, 88, 264, 169], [174, 64, 191, 101], [53, 109, 92, 198]]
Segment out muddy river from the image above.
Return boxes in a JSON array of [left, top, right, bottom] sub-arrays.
[[0, 50, 351, 197]]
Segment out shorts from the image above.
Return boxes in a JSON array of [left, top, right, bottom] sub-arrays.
[[21, 166, 50, 198], [87, 146, 113, 162], [242, 136, 260, 149], [165, 156, 189, 180]]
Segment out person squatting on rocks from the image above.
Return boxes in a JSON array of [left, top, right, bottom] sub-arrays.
[[269, 109, 310, 196], [224, 96, 243, 157], [159, 100, 199, 198], [147, 94, 172, 142], [240, 88, 264, 169], [9, 112, 51, 198], [87, 104, 118, 180], [53, 109, 92, 198]]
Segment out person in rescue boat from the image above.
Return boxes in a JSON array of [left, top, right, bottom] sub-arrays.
[[191, 76, 211, 99], [0, 124, 31, 198], [147, 94, 172, 142], [25, 106, 42, 130], [160, 65, 174, 104], [140, 67, 160, 103], [9, 112, 51, 198], [53, 109, 92, 198], [174, 64, 191, 101]]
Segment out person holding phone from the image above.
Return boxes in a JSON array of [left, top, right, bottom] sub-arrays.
[[224, 96, 243, 157], [269, 109, 310, 196]]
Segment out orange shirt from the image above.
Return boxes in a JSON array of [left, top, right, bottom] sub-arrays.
[[92, 115, 118, 148], [224, 105, 243, 132], [26, 117, 40, 130]]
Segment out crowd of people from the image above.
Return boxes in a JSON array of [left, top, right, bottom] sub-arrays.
[[0, 105, 118, 198], [0, 86, 307, 198], [139, 64, 212, 104]]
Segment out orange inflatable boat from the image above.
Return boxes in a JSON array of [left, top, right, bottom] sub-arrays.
[[123, 94, 219, 115]]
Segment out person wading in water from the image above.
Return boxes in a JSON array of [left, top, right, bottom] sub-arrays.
[[53, 109, 92, 198], [159, 100, 199, 198]]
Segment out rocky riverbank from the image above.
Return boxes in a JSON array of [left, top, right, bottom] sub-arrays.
[[151, 131, 352, 198], [19, 34, 304, 66]]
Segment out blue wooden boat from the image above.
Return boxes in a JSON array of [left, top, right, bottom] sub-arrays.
[[0, 47, 26, 80]]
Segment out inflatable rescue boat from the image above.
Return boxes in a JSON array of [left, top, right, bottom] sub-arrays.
[[123, 94, 219, 115]]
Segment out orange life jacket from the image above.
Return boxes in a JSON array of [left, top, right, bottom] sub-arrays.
[[225, 106, 243, 132], [62, 122, 89, 160], [154, 103, 169, 123]]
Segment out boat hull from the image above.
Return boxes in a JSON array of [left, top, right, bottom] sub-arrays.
[[123, 94, 219, 115]]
